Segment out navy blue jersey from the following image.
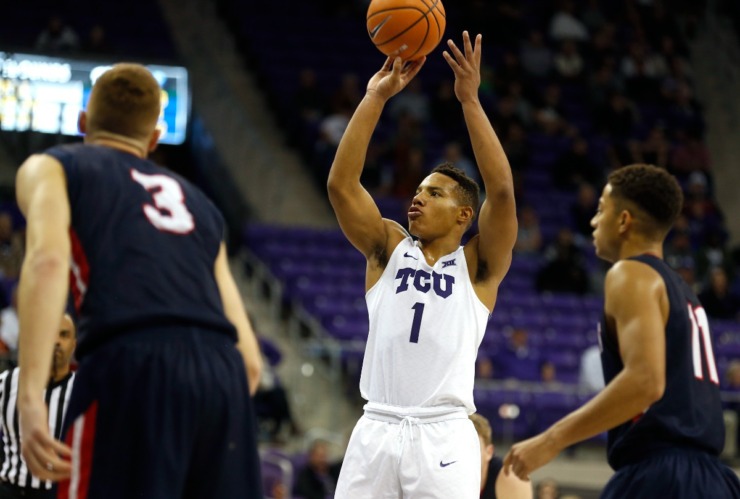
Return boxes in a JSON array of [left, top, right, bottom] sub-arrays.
[[44, 144, 236, 359], [600, 254, 725, 469]]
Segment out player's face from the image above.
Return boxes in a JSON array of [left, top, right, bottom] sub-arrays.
[[591, 184, 621, 263], [408, 173, 463, 238], [53, 315, 76, 371]]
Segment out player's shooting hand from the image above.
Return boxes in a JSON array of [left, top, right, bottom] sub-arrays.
[[19, 397, 72, 481], [366, 56, 426, 102], [502, 431, 560, 482], [443, 31, 482, 104]]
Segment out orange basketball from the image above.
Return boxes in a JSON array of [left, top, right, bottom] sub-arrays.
[[366, 0, 446, 61]]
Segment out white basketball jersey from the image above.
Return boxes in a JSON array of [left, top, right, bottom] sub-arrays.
[[359, 237, 490, 413]]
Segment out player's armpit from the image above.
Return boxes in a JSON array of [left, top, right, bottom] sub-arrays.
[[605, 260, 668, 403]]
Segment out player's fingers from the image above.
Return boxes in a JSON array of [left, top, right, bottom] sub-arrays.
[[392, 56, 403, 74], [474, 34, 482, 66], [446, 39, 467, 67], [502, 451, 513, 476], [463, 31, 473, 61], [381, 56, 394, 71], [442, 51, 461, 74]]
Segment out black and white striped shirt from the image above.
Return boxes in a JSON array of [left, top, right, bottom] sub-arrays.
[[0, 368, 75, 490]]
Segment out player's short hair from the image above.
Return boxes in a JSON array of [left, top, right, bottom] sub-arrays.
[[607, 164, 683, 235], [431, 163, 480, 221], [469, 413, 492, 446], [86, 63, 161, 141]]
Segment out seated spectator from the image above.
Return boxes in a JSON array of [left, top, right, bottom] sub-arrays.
[[670, 130, 711, 180], [540, 360, 561, 387], [724, 361, 740, 459], [520, 30, 554, 79], [0, 212, 23, 280], [515, 206, 543, 255], [553, 138, 602, 191], [695, 229, 734, 283], [477, 355, 496, 379], [699, 268, 740, 321], [471, 413, 533, 499], [0, 285, 18, 358], [389, 78, 430, 123], [549, 0, 589, 42], [578, 344, 605, 393], [629, 125, 669, 168], [35, 15, 80, 53], [83, 24, 115, 55], [554, 41, 585, 81], [294, 440, 341, 499], [254, 338, 301, 443], [588, 63, 624, 109], [571, 183, 599, 239], [595, 91, 637, 141], [494, 328, 542, 381], [294, 68, 328, 127], [664, 229, 696, 274], [536, 478, 561, 499], [536, 228, 590, 295], [436, 141, 478, 184]]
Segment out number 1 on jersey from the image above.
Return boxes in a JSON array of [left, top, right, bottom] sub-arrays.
[[409, 302, 425, 343], [688, 305, 719, 385]]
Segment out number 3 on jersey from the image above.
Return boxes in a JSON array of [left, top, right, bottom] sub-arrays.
[[131, 170, 195, 234]]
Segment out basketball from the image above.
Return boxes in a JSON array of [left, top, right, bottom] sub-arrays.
[[366, 0, 446, 61]]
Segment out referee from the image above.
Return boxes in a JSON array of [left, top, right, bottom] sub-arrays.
[[0, 314, 75, 499]]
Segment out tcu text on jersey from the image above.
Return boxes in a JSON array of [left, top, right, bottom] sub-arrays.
[[395, 268, 455, 298]]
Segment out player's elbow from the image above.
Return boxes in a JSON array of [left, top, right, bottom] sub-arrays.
[[23, 249, 69, 277], [633, 368, 665, 405]]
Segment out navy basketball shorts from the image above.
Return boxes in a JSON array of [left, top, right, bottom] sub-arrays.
[[57, 328, 263, 499], [601, 447, 740, 499]]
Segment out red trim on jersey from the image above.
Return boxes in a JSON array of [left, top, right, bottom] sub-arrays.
[[631, 413, 643, 424], [69, 230, 90, 312], [59, 401, 98, 499]]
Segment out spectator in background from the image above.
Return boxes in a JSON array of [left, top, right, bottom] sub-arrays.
[[540, 360, 560, 386], [254, 338, 301, 443], [695, 229, 733, 283], [391, 146, 426, 200], [549, 0, 590, 42], [502, 123, 530, 175], [588, 63, 624, 109], [520, 30, 554, 79], [0, 285, 18, 358], [571, 183, 599, 240], [294, 69, 327, 127], [437, 141, 478, 184], [699, 267, 740, 321], [494, 328, 542, 382], [389, 78, 430, 123], [537, 228, 589, 295], [330, 73, 362, 112], [0, 212, 23, 279], [578, 344, 605, 393], [515, 205, 543, 255], [553, 138, 601, 191], [536, 478, 561, 499], [629, 125, 670, 169], [477, 355, 496, 380], [431, 80, 465, 139], [670, 130, 711, 179], [294, 440, 341, 499], [664, 229, 696, 274], [595, 91, 637, 141], [471, 413, 533, 499], [724, 361, 740, 460], [554, 41, 585, 81], [581, 0, 607, 32], [83, 25, 114, 55], [35, 15, 80, 53]]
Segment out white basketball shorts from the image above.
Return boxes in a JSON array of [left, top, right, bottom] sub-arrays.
[[335, 402, 481, 498]]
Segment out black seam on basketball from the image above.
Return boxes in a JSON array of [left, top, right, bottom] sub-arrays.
[[368, 4, 433, 47], [407, 13, 430, 59], [418, 0, 443, 40]]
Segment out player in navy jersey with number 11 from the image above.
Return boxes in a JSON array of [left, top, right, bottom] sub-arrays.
[[15, 63, 263, 498], [504, 164, 740, 498]]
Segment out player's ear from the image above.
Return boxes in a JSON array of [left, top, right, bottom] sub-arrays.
[[485, 443, 494, 461], [618, 209, 633, 234], [147, 128, 162, 153], [458, 205, 474, 226], [78, 111, 87, 135]]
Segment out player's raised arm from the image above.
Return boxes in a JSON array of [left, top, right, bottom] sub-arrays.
[[327, 56, 425, 258], [443, 32, 517, 303], [15, 154, 73, 481], [503, 260, 667, 480]]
